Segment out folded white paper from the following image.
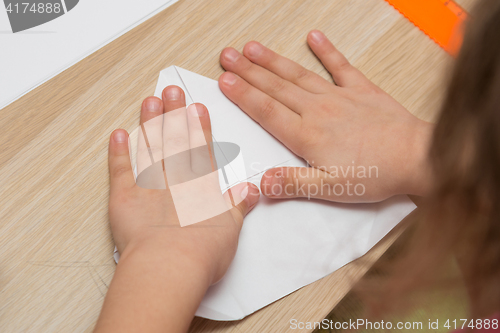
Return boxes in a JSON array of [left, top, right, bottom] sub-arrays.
[[145, 66, 416, 320]]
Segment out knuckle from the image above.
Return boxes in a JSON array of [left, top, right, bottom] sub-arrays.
[[268, 78, 286, 94], [239, 79, 251, 95], [317, 101, 332, 113], [148, 145, 162, 156], [166, 136, 188, 148], [259, 99, 277, 121], [334, 57, 352, 72], [360, 83, 382, 96], [240, 59, 253, 72], [233, 202, 246, 219], [327, 49, 351, 72], [313, 100, 337, 116], [112, 165, 131, 179], [294, 68, 310, 81]]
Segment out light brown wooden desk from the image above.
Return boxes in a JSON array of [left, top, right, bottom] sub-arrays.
[[0, 0, 477, 331]]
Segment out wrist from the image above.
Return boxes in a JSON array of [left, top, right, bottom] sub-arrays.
[[119, 234, 214, 286], [404, 118, 434, 197], [96, 234, 212, 333]]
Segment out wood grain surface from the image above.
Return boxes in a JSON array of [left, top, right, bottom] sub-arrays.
[[0, 0, 477, 332]]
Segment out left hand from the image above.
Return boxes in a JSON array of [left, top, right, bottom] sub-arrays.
[[108, 86, 260, 283], [95, 86, 260, 333]]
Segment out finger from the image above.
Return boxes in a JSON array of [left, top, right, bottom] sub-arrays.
[[260, 167, 364, 202], [137, 97, 163, 175], [307, 30, 368, 87], [219, 72, 302, 151], [223, 182, 260, 227], [242, 41, 331, 94], [187, 103, 212, 149], [162, 86, 191, 186], [109, 129, 135, 192], [220, 47, 310, 113], [187, 103, 215, 174], [162, 86, 189, 158], [140, 96, 164, 125]]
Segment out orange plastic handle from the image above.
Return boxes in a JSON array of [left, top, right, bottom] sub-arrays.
[[385, 0, 468, 57]]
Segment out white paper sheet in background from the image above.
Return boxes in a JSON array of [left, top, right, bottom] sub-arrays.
[[150, 66, 417, 320], [0, 0, 178, 110]]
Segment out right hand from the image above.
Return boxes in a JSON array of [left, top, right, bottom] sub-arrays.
[[218, 30, 434, 202]]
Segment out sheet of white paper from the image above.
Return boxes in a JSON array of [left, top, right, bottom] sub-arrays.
[[147, 66, 416, 320], [0, 0, 178, 110]]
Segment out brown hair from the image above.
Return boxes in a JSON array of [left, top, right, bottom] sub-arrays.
[[357, 0, 500, 321]]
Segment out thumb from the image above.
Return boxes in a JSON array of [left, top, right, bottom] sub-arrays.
[[223, 182, 260, 224], [260, 167, 343, 200], [108, 129, 136, 193]]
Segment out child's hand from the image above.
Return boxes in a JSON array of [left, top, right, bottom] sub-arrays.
[[218, 30, 434, 202], [97, 86, 260, 332], [107, 86, 260, 284]]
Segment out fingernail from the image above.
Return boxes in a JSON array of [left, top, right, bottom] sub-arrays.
[[113, 130, 127, 143], [222, 72, 237, 86], [146, 98, 161, 112], [165, 87, 181, 100], [224, 48, 240, 62], [247, 42, 263, 58], [188, 104, 206, 117], [310, 30, 324, 44]]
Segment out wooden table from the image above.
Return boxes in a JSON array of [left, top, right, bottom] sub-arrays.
[[0, 0, 477, 331]]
